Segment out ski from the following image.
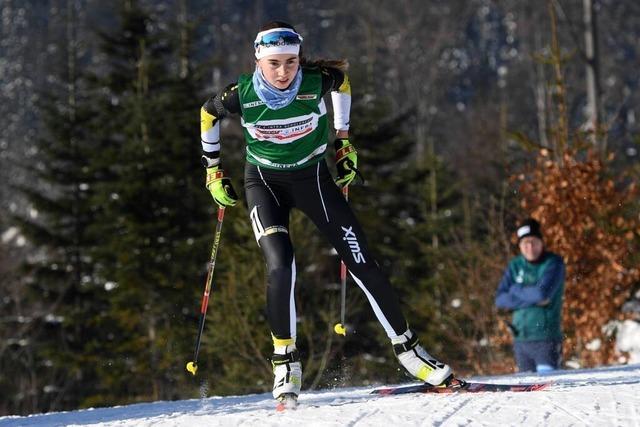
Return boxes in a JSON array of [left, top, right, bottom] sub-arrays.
[[372, 378, 551, 396], [275, 393, 298, 412]]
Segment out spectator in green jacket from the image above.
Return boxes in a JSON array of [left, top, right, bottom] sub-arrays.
[[495, 218, 565, 373]]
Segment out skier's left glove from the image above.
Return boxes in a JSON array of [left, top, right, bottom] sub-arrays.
[[335, 138, 364, 187]]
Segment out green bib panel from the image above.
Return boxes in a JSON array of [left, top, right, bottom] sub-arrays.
[[237, 68, 329, 170]]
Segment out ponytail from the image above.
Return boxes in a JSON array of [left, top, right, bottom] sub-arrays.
[[300, 57, 349, 72]]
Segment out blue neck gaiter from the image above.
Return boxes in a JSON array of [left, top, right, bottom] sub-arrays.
[[252, 66, 302, 110]]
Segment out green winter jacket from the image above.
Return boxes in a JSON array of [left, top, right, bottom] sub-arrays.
[[495, 251, 565, 342]]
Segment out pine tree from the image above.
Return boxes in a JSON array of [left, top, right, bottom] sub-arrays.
[[10, 0, 212, 410], [8, 1, 104, 413], [78, 1, 210, 405]]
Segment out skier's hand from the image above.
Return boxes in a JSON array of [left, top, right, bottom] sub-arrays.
[[205, 166, 238, 207], [335, 138, 363, 187]]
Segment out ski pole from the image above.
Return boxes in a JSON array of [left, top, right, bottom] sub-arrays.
[[186, 207, 226, 375], [334, 186, 349, 336]]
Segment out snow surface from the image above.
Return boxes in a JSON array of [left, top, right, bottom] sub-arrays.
[[2, 364, 640, 427], [617, 320, 640, 364]]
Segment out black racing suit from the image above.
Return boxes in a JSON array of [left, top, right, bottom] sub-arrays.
[[245, 160, 407, 339]]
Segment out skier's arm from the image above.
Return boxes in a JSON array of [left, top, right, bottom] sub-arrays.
[[321, 67, 351, 134], [321, 67, 359, 186], [201, 83, 240, 207], [200, 83, 240, 168]]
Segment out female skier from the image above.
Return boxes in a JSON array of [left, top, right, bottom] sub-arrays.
[[199, 21, 452, 403]]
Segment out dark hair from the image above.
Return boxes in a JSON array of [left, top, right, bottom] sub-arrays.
[[259, 20, 296, 32], [257, 21, 349, 72]]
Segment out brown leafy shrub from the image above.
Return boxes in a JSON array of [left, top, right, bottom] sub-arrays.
[[515, 148, 639, 366]]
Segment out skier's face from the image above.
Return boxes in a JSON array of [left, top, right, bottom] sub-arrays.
[[519, 236, 544, 262], [257, 54, 300, 89]]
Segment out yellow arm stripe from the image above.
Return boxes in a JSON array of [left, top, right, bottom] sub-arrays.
[[200, 107, 217, 133], [338, 73, 351, 95]]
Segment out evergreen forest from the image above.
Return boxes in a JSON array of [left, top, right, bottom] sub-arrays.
[[1, 0, 639, 415]]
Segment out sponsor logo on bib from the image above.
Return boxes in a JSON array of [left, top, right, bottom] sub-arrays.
[[243, 100, 266, 108], [296, 94, 318, 100]]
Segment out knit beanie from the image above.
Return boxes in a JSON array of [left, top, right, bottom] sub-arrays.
[[516, 218, 543, 242]]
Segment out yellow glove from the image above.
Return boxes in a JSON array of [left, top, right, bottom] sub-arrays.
[[205, 166, 238, 207], [335, 139, 363, 187]]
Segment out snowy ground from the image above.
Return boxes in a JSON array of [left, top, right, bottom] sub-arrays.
[[2, 364, 640, 427]]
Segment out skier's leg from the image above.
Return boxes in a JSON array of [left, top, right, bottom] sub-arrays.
[[260, 234, 302, 399], [294, 161, 452, 385], [258, 234, 297, 339], [293, 162, 406, 335], [246, 165, 296, 339], [245, 164, 302, 398]]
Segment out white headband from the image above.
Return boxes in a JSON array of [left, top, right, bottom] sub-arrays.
[[254, 27, 303, 59]]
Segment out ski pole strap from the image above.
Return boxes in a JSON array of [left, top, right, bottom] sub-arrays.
[[335, 144, 355, 159], [205, 168, 225, 187], [392, 332, 419, 355], [271, 350, 300, 366]]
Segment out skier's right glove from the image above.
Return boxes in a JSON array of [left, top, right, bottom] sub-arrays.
[[205, 166, 238, 207]]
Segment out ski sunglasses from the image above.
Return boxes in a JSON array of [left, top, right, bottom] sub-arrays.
[[254, 29, 303, 49]]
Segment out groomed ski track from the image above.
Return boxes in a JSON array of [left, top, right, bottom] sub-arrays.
[[2, 364, 639, 427]]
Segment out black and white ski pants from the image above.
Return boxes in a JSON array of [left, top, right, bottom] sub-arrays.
[[244, 160, 408, 341]]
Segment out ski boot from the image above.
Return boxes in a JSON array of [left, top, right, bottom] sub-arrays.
[[275, 393, 298, 412], [392, 329, 453, 386], [272, 343, 302, 404]]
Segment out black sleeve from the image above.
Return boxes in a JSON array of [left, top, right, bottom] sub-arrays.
[[202, 82, 241, 118], [320, 67, 346, 97]]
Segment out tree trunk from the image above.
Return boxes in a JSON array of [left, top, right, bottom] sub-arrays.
[[533, 30, 550, 148], [428, 137, 438, 249], [548, 0, 569, 159], [583, 0, 602, 150], [178, 0, 189, 79], [67, 0, 82, 288]]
